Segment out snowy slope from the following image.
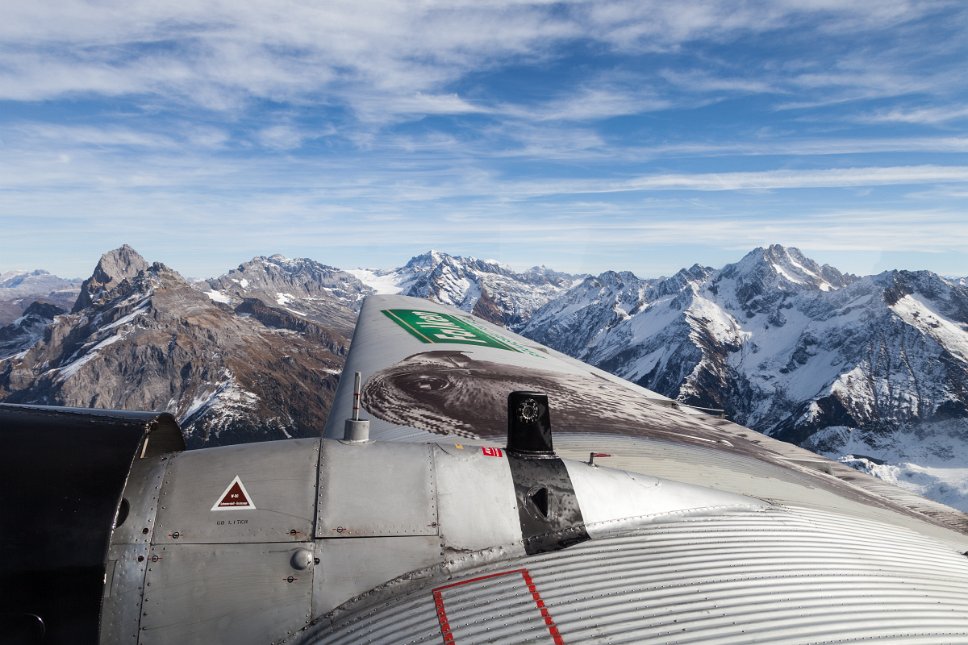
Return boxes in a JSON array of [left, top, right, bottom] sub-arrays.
[[348, 251, 581, 327], [521, 245, 968, 511]]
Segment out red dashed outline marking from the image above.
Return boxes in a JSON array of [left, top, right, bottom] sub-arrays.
[[431, 568, 563, 645]]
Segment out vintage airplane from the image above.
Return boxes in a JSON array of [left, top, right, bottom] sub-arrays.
[[3, 294, 968, 644]]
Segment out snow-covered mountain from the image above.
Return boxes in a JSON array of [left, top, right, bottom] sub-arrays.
[[3, 243, 968, 510], [348, 250, 581, 328], [0, 248, 573, 446], [0, 269, 80, 325], [522, 245, 968, 508]]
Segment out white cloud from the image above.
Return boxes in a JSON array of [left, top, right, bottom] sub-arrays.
[[9, 124, 178, 148], [508, 166, 968, 197], [0, 1, 574, 112], [501, 86, 670, 122], [622, 165, 968, 192], [658, 69, 780, 95], [0, 0, 959, 121], [256, 125, 304, 151], [2, 1, 967, 280], [858, 106, 968, 125]]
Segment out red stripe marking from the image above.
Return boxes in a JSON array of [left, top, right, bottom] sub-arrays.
[[521, 569, 564, 645], [432, 568, 564, 645]]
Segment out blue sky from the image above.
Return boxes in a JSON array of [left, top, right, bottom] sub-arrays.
[[1, 1, 967, 280]]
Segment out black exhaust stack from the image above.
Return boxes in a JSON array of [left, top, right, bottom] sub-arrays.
[[505, 392, 588, 554], [506, 391, 555, 457]]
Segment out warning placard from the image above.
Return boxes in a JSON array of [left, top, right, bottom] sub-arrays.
[[211, 475, 256, 511]]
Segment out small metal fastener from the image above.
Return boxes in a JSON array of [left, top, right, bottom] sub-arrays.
[[171, 531, 180, 539]]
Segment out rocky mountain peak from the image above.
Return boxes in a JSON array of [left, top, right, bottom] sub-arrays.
[[878, 269, 968, 322], [203, 255, 367, 336], [94, 244, 149, 283], [347, 251, 582, 329], [2, 247, 350, 447], [404, 250, 447, 271], [729, 244, 848, 292], [210, 254, 365, 299], [652, 264, 711, 297], [709, 245, 851, 318], [72, 244, 150, 312]]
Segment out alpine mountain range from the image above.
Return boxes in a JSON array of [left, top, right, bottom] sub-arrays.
[[2, 244, 967, 511]]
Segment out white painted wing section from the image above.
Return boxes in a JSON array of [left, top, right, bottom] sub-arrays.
[[564, 459, 768, 538], [306, 506, 968, 645], [324, 294, 686, 442]]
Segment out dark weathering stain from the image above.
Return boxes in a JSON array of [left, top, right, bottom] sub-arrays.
[[362, 350, 713, 441], [361, 350, 776, 463]]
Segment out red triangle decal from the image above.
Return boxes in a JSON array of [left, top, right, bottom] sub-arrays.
[[211, 476, 256, 511], [218, 482, 250, 508]]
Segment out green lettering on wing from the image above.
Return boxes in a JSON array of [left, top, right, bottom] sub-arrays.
[[382, 309, 520, 352]]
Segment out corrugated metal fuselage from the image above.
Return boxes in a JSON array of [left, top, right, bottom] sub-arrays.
[[94, 432, 968, 644]]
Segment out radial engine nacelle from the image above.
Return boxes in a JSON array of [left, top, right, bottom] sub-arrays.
[[1, 394, 762, 644]]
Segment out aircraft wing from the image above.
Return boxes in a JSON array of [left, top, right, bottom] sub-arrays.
[[295, 294, 968, 643], [327, 294, 968, 544]]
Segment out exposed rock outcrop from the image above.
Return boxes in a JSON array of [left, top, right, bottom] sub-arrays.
[[1, 247, 350, 446]]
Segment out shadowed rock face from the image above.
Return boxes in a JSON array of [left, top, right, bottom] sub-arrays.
[[1, 247, 352, 447], [0, 301, 66, 360]]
